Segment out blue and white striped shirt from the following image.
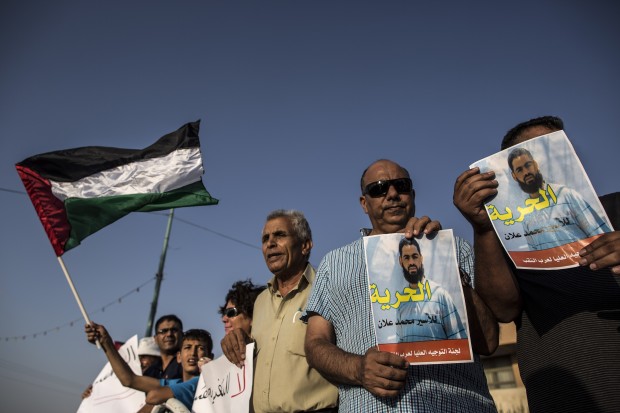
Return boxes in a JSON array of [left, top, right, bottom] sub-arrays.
[[306, 235, 496, 412]]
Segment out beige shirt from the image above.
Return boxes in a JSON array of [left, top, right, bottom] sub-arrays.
[[251, 264, 338, 413]]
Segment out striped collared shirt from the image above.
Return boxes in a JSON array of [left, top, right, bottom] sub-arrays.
[[305, 234, 496, 412]]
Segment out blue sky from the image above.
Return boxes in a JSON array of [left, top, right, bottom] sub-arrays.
[[1, 1, 619, 411]]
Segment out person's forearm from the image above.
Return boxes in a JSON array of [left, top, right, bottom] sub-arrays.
[[463, 284, 498, 355], [101, 337, 158, 392], [137, 403, 154, 413], [306, 337, 363, 386], [473, 229, 522, 322], [101, 338, 139, 388], [145, 387, 174, 405]]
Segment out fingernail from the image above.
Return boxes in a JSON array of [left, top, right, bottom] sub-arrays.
[[579, 258, 587, 266], [590, 263, 598, 270], [579, 249, 586, 256]]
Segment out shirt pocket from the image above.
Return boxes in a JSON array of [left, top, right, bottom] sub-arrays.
[[280, 308, 307, 357]]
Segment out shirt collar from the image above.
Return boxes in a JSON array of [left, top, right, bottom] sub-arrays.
[[266, 263, 315, 293]]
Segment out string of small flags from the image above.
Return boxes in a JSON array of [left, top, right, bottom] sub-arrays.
[[0, 277, 155, 342]]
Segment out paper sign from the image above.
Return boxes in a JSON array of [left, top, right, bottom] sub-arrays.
[[77, 335, 145, 413], [192, 343, 254, 413], [364, 231, 473, 364], [470, 131, 612, 269]]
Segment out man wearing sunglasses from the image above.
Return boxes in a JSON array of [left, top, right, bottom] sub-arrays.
[[304, 159, 498, 412], [221, 209, 338, 413]]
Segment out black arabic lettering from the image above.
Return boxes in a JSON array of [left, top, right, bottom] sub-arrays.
[[525, 217, 575, 238], [377, 319, 393, 329], [504, 232, 523, 240], [197, 373, 231, 404]]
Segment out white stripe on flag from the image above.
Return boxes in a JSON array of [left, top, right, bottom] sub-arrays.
[[51, 148, 203, 200]]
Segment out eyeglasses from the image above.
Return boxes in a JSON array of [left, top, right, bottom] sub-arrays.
[[363, 178, 413, 198], [222, 307, 240, 318], [156, 327, 180, 335]]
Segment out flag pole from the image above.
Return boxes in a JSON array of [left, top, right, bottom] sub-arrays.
[[57, 256, 101, 349], [144, 208, 175, 337]]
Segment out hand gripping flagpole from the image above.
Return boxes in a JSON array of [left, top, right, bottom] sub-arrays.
[[57, 256, 101, 349]]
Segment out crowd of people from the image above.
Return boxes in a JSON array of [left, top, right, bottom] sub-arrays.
[[83, 115, 620, 413], [82, 280, 263, 412]]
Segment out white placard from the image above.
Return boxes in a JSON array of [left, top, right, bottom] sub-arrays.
[[192, 343, 254, 413], [77, 335, 146, 413]]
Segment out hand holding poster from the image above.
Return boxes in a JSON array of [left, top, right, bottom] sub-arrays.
[[77, 335, 145, 413], [470, 131, 612, 269], [364, 230, 473, 364], [192, 343, 254, 413]]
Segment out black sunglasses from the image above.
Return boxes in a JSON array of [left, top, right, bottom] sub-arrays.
[[222, 307, 240, 318], [363, 178, 413, 198]]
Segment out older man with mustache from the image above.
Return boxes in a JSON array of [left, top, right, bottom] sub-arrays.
[[221, 209, 338, 413]]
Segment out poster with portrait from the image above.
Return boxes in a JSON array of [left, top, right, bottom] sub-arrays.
[[470, 131, 612, 270], [364, 230, 473, 364], [77, 335, 145, 413]]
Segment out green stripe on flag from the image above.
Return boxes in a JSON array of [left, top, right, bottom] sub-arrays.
[[64, 181, 218, 251]]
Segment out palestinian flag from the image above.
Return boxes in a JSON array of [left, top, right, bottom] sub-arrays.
[[15, 120, 218, 256]]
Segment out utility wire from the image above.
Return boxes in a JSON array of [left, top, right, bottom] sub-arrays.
[[0, 373, 82, 396], [0, 186, 261, 340], [0, 358, 85, 389], [0, 187, 26, 195], [169, 214, 260, 250], [0, 277, 155, 342]]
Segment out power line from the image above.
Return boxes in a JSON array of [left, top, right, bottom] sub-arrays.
[[1, 186, 261, 341], [0, 373, 82, 397], [172, 215, 260, 250], [0, 187, 26, 195], [0, 277, 155, 343], [0, 358, 85, 389]]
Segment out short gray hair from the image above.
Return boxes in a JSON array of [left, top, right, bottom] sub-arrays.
[[266, 209, 313, 257]]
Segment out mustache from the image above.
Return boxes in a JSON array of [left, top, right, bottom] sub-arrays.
[[518, 172, 544, 193], [384, 201, 407, 209]]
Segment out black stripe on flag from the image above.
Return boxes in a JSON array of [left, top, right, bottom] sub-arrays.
[[16, 120, 201, 182]]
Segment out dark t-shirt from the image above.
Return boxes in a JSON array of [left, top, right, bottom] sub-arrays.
[[514, 192, 620, 413], [143, 357, 183, 380]]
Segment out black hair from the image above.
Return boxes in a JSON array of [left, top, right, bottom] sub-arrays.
[[501, 115, 564, 150], [182, 329, 214, 359], [398, 237, 421, 256], [507, 147, 534, 171], [155, 314, 183, 331], [219, 279, 266, 319]]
